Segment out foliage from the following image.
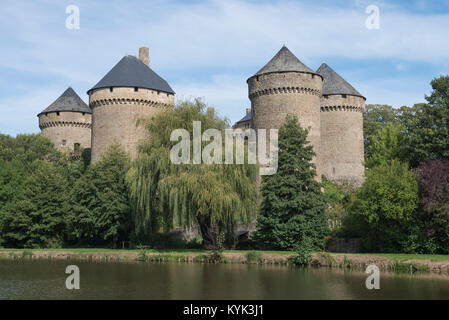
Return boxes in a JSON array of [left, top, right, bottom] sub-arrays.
[[365, 122, 406, 169], [363, 104, 399, 159], [417, 160, 449, 252], [68, 144, 133, 248], [127, 99, 259, 248], [400, 76, 449, 167], [344, 160, 419, 252], [0, 160, 69, 248], [246, 251, 262, 263], [289, 237, 314, 266], [322, 177, 354, 233], [255, 114, 329, 250]]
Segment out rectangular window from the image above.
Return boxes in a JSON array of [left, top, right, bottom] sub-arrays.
[[134, 87, 138, 92], [62, 140, 67, 146]]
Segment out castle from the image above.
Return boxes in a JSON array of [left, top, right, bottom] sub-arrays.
[[38, 46, 365, 185]]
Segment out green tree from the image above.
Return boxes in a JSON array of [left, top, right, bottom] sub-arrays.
[[0, 160, 69, 248], [363, 104, 398, 159], [255, 114, 328, 250], [365, 122, 406, 169], [68, 144, 132, 247], [344, 160, 419, 252], [401, 76, 449, 167], [127, 99, 258, 247]]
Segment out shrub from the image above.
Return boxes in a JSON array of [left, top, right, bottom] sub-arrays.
[[246, 251, 262, 263]]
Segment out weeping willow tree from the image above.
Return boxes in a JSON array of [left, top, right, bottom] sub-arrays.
[[127, 99, 258, 247]]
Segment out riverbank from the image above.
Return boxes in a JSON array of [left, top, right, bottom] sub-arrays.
[[1, 248, 449, 274]]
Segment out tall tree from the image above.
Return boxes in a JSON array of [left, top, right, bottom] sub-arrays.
[[255, 114, 328, 251], [418, 160, 449, 252], [401, 76, 449, 167], [365, 122, 406, 169], [68, 144, 132, 247], [127, 99, 258, 247], [363, 104, 398, 159], [0, 160, 69, 248], [345, 160, 419, 252]]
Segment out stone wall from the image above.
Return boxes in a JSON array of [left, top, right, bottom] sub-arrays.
[[248, 72, 323, 178], [89, 87, 174, 162], [320, 94, 365, 186], [39, 111, 91, 152]]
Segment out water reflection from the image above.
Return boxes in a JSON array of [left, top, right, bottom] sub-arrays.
[[0, 260, 448, 300]]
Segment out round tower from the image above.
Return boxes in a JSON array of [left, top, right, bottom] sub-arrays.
[[88, 47, 175, 162], [317, 63, 365, 186], [37, 87, 92, 153], [247, 46, 323, 178]]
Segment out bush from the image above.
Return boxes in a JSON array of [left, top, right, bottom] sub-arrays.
[[289, 237, 314, 266], [246, 251, 262, 263]]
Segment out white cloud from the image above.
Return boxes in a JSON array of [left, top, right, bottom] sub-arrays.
[[1, 0, 449, 134]]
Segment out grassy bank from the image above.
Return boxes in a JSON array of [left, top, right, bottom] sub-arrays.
[[1, 248, 449, 274]]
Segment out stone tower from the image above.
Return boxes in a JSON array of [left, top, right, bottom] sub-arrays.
[[247, 46, 323, 178], [88, 47, 175, 162], [317, 63, 365, 186], [38, 87, 92, 153]]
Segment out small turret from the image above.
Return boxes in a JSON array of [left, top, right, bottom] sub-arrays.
[[37, 87, 92, 153], [317, 63, 365, 186]]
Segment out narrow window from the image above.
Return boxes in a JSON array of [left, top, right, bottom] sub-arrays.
[[56, 112, 60, 116], [110, 87, 113, 92], [134, 87, 138, 92], [157, 91, 160, 95], [256, 76, 259, 82], [82, 112, 85, 116], [62, 139, 67, 146]]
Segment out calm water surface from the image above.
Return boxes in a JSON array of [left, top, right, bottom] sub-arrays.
[[1, 260, 449, 299]]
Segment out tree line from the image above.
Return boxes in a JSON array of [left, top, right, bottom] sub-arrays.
[[0, 75, 448, 254]]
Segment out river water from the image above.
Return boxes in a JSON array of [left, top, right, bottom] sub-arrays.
[[0, 260, 448, 299]]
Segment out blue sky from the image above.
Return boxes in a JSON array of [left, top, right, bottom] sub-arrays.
[[1, 0, 449, 136]]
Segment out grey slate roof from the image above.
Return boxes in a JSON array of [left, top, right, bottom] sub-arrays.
[[88, 55, 175, 94], [316, 63, 365, 98], [250, 46, 317, 78], [38, 87, 91, 116], [236, 112, 252, 124]]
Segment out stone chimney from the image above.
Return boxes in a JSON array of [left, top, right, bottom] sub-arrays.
[[207, 107, 215, 119], [246, 108, 251, 115], [139, 47, 150, 67]]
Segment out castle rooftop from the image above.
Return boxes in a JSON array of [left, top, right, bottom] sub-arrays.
[[249, 46, 318, 79], [88, 55, 175, 95], [316, 63, 365, 99], [38, 87, 91, 116]]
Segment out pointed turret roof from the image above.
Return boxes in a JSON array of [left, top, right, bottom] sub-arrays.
[[88, 55, 175, 94], [316, 63, 365, 99], [38, 87, 91, 116], [250, 46, 317, 79]]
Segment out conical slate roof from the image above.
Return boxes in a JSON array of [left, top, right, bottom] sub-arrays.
[[88, 55, 175, 94], [38, 87, 91, 116], [250, 46, 317, 78], [236, 112, 252, 124], [316, 63, 364, 98]]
